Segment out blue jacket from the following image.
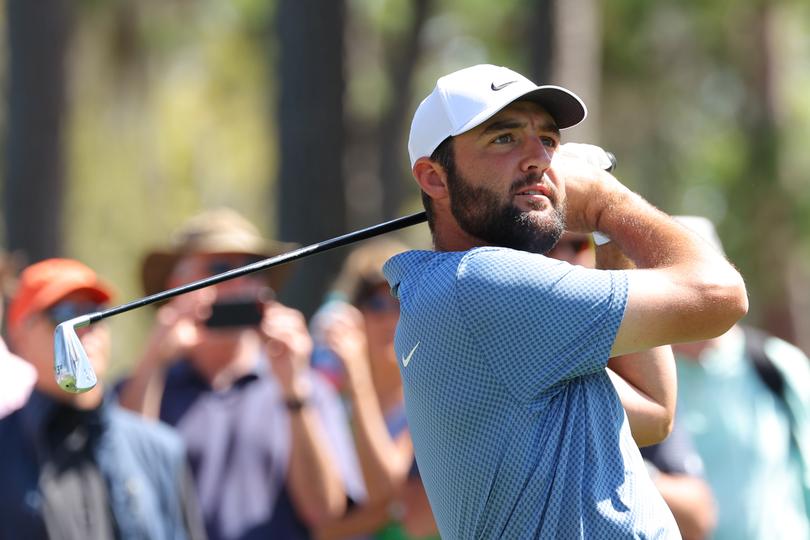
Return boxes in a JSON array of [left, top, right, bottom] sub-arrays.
[[0, 390, 206, 540]]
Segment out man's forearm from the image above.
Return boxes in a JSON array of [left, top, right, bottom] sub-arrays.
[[286, 399, 348, 526], [345, 367, 413, 502], [582, 185, 747, 354], [606, 350, 675, 446], [598, 242, 676, 445]]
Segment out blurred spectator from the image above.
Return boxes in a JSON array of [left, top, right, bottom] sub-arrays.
[[312, 239, 439, 540], [672, 216, 810, 540], [0, 337, 35, 418], [0, 258, 205, 540], [548, 231, 717, 540], [0, 252, 36, 418], [118, 208, 364, 540]]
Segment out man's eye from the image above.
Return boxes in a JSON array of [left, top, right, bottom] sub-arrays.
[[493, 134, 514, 144], [541, 136, 558, 148]]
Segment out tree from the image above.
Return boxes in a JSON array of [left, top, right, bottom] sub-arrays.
[[377, 0, 433, 220], [4, 0, 73, 263], [276, 0, 347, 316]]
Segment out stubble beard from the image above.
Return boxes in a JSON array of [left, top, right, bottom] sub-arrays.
[[447, 168, 566, 254]]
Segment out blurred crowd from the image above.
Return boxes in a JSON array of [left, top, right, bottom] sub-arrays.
[[0, 207, 807, 540]]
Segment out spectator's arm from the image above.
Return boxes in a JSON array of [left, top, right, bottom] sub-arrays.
[[323, 304, 413, 502], [400, 476, 439, 538], [314, 499, 393, 540], [118, 292, 209, 418], [264, 303, 347, 526], [285, 394, 349, 525]]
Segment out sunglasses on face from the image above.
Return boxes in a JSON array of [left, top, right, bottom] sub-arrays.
[[206, 255, 265, 276], [46, 301, 106, 326], [359, 292, 400, 314]]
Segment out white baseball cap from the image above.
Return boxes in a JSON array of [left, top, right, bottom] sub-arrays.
[[408, 64, 587, 167]]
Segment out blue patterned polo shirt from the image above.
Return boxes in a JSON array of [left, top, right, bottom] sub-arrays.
[[383, 247, 679, 539]]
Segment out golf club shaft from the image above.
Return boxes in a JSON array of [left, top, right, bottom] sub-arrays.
[[86, 150, 616, 325], [88, 211, 428, 324]]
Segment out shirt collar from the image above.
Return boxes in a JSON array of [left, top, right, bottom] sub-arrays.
[[19, 388, 112, 445], [170, 352, 269, 391]]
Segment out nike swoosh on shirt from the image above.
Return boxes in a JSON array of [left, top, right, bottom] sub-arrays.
[[491, 80, 517, 91], [402, 342, 420, 368]]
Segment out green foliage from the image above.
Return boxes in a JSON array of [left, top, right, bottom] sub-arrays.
[[30, 0, 810, 373], [64, 0, 277, 378]]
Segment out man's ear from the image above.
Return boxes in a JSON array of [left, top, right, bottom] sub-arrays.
[[412, 158, 449, 202]]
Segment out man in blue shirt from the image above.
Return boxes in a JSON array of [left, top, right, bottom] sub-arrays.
[[0, 258, 205, 540], [383, 64, 748, 538]]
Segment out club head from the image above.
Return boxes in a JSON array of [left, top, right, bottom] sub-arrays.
[[54, 314, 98, 393]]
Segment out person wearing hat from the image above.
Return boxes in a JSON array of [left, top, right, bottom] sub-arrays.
[[0, 258, 206, 540], [381, 64, 749, 538], [118, 208, 365, 540]]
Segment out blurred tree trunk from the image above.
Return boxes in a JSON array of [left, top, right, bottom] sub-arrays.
[[550, 0, 603, 143], [4, 0, 73, 263], [276, 0, 346, 317], [526, 0, 603, 142], [378, 0, 432, 220], [526, 0, 554, 83], [730, 1, 796, 342]]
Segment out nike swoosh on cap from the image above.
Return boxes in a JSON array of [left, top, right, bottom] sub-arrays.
[[491, 80, 517, 91]]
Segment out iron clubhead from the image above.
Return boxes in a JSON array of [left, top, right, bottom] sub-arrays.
[[54, 314, 98, 393]]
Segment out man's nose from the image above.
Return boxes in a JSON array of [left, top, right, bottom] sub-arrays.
[[519, 137, 553, 172]]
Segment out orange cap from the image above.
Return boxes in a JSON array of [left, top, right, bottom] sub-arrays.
[[7, 258, 114, 331]]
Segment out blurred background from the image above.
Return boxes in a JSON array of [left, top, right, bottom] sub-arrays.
[[2, 0, 809, 380]]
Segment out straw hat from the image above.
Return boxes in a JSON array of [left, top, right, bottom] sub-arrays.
[[140, 208, 298, 296]]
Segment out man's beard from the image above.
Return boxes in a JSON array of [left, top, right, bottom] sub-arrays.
[[446, 168, 565, 254]]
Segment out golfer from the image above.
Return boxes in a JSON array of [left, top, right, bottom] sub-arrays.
[[382, 64, 748, 538]]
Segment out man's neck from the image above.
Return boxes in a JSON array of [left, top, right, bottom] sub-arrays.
[[432, 214, 486, 252]]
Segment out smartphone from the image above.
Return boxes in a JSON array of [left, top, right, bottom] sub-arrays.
[[204, 298, 265, 329]]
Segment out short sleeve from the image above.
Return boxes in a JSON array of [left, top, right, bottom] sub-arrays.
[[456, 247, 628, 403]]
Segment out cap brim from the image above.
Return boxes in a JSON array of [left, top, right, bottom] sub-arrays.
[[520, 85, 587, 129], [19, 280, 113, 328]]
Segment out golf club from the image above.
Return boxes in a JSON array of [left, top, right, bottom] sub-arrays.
[[55, 148, 616, 394], [54, 212, 427, 393]]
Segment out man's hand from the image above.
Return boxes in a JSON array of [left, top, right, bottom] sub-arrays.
[[262, 302, 314, 400], [319, 303, 370, 383], [142, 288, 214, 367], [557, 143, 616, 172], [549, 146, 632, 234]]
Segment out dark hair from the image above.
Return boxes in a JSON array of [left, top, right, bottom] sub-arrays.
[[422, 137, 456, 233]]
